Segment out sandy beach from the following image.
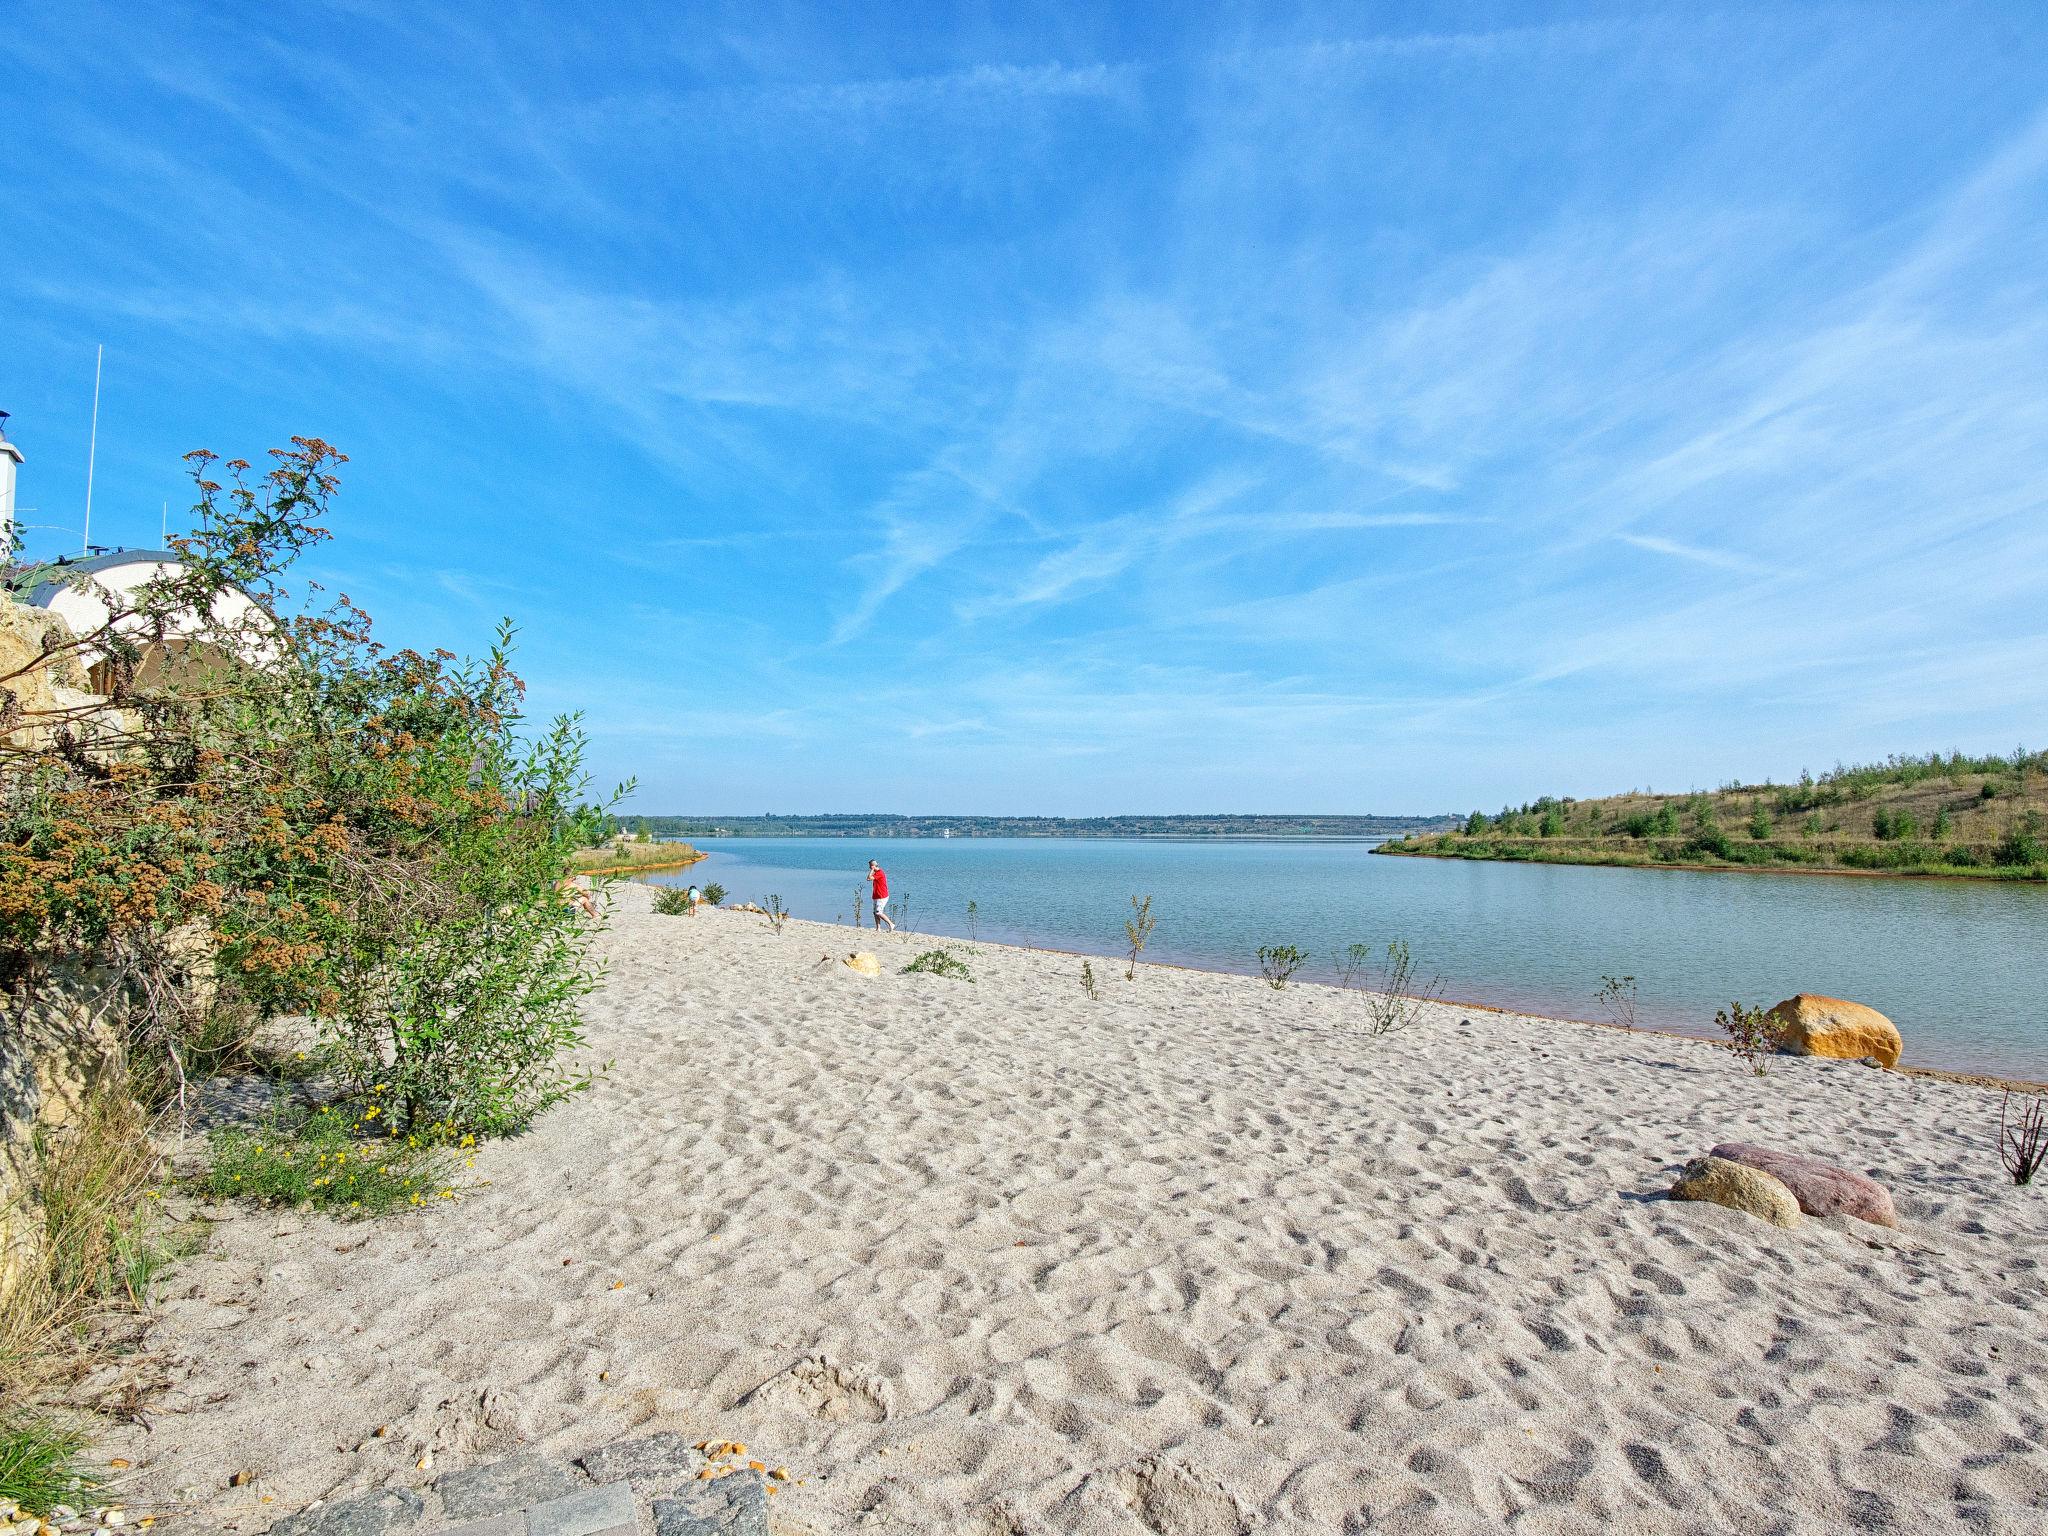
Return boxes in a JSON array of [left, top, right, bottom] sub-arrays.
[[108, 885, 2045, 1533]]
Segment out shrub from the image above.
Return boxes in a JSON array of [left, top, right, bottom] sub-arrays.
[[1715, 1001, 1788, 1075], [1257, 944, 1306, 988], [1, 440, 618, 1140], [1994, 825, 2045, 868], [1344, 939, 1443, 1037], [198, 1097, 456, 1216], [1749, 808, 1772, 840], [1124, 895, 1156, 980], [1539, 809, 1564, 838], [1463, 811, 1487, 836], [902, 949, 971, 982], [651, 888, 692, 915], [1981, 781, 1999, 801], [1080, 959, 1099, 1000], [1997, 1091, 2047, 1186], [1872, 807, 1919, 840], [966, 899, 979, 941], [1594, 974, 1638, 1030], [700, 883, 725, 906], [761, 895, 789, 933]]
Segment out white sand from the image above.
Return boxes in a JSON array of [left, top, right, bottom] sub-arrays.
[[110, 885, 2046, 1533]]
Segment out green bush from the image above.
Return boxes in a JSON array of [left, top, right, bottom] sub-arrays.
[[651, 887, 692, 915], [1994, 827, 2045, 868], [1, 441, 617, 1140], [198, 1098, 456, 1216], [1256, 944, 1306, 988], [701, 882, 726, 906], [902, 948, 972, 981]]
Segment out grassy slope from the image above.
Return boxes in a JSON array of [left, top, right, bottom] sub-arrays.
[[1378, 752, 2048, 880], [567, 840, 704, 875]]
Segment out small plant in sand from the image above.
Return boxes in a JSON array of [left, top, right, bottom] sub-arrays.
[[1334, 942, 1371, 988], [762, 895, 790, 933], [1124, 895, 1156, 980], [0, 1416, 103, 1524], [1080, 960, 1100, 1000], [701, 883, 726, 907], [902, 949, 973, 982], [1715, 1001, 1789, 1075], [853, 884, 868, 927], [1997, 1091, 2047, 1186], [199, 1095, 458, 1216], [1348, 939, 1444, 1037], [966, 899, 980, 942], [1257, 945, 1306, 989], [651, 888, 692, 916], [1595, 974, 1639, 1031]]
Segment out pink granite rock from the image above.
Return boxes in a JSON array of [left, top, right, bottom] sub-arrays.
[[1708, 1142, 1899, 1228]]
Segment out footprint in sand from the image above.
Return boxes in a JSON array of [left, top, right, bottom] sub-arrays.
[[1108, 1455, 1252, 1536], [740, 1353, 892, 1421]]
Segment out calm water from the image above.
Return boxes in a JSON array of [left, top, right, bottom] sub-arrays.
[[637, 837, 2048, 1080]]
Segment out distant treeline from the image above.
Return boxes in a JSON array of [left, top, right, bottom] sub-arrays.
[[623, 813, 1460, 840], [1378, 749, 2048, 880]]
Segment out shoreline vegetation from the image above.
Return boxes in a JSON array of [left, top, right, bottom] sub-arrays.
[[1377, 749, 2048, 882], [567, 839, 705, 876]]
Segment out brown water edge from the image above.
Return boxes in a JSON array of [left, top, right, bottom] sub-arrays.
[[1377, 843, 2048, 885], [782, 910, 2048, 1097]]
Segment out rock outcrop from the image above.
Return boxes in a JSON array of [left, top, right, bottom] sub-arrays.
[[1668, 1154, 1802, 1228], [1708, 1141, 1899, 1227], [1768, 994, 1902, 1068]]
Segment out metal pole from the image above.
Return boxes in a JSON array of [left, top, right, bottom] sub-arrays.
[[83, 344, 102, 553]]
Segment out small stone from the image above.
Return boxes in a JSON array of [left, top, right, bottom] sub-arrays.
[[262, 1486, 424, 1536], [575, 1433, 704, 1492], [1707, 1142, 1900, 1228], [438, 1518, 521, 1536], [524, 1483, 634, 1536], [435, 1453, 584, 1521], [652, 1469, 770, 1536], [1669, 1155, 1801, 1229]]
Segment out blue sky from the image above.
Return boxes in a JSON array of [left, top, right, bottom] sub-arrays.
[[6, 2, 2046, 815]]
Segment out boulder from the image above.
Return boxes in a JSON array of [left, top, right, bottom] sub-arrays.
[[1708, 1142, 1899, 1228], [843, 952, 881, 978], [1768, 994, 1901, 1068], [1668, 1155, 1801, 1229]]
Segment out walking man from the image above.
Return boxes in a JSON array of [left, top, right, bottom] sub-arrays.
[[868, 859, 895, 930]]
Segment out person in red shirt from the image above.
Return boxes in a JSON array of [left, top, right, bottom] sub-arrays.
[[867, 859, 895, 930]]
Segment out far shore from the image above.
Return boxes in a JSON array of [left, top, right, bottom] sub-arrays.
[[1377, 838, 2048, 884]]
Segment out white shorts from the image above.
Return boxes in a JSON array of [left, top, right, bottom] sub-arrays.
[[873, 896, 890, 915]]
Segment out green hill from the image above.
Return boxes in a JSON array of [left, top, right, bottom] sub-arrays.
[[1378, 750, 2048, 880]]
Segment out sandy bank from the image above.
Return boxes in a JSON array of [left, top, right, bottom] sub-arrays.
[[109, 886, 2046, 1533]]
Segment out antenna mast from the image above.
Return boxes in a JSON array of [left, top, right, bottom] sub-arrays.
[[82, 344, 103, 553]]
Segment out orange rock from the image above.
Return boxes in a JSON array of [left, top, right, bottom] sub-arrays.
[[1769, 995, 1902, 1068]]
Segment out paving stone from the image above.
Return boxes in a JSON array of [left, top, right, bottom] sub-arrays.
[[436, 1453, 585, 1521], [576, 1431, 705, 1491], [440, 1516, 524, 1536], [523, 1481, 636, 1536], [265, 1486, 425, 1536], [651, 1471, 770, 1536]]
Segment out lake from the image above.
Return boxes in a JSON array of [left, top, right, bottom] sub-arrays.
[[634, 837, 2047, 1080]]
